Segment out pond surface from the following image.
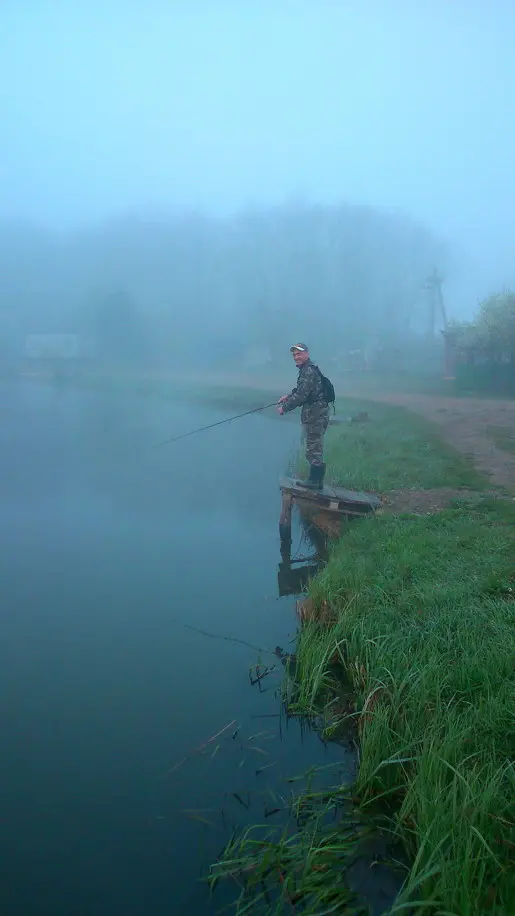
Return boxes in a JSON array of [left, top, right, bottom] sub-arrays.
[[0, 380, 354, 916]]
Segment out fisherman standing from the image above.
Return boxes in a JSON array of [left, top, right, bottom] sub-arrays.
[[277, 343, 330, 490]]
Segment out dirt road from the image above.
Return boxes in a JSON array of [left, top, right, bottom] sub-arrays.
[[374, 393, 515, 492]]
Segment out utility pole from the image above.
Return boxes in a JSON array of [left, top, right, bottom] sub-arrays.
[[423, 267, 447, 337]]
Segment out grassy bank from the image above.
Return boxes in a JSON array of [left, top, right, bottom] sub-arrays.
[[298, 498, 514, 914], [292, 406, 514, 913], [212, 399, 514, 914]]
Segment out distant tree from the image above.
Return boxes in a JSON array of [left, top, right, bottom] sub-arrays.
[[449, 291, 515, 356], [476, 291, 515, 353]]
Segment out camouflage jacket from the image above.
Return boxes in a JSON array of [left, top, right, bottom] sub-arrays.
[[282, 359, 326, 414]]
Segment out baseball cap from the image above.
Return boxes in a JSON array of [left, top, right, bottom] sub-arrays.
[[290, 342, 308, 352]]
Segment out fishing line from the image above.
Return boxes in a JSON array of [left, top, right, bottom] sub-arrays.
[[152, 402, 278, 448]]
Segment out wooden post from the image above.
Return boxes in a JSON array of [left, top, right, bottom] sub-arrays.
[[279, 489, 293, 543]]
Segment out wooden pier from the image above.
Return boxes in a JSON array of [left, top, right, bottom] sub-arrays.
[[279, 475, 382, 541]]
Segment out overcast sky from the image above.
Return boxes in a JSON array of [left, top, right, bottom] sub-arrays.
[[1, 1, 514, 313]]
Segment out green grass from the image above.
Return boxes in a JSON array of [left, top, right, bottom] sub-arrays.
[[208, 775, 370, 914], [298, 398, 486, 493], [291, 497, 515, 914]]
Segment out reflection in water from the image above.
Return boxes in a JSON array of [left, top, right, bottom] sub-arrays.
[[277, 505, 329, 598], [217, 508, 405, 916]]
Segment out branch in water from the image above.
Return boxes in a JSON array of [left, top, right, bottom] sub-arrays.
[[183, 623, 276, 657]]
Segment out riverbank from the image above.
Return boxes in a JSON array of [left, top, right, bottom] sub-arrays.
[[293, 406, 514, 913], [299, 501, 514, 914], [211, 396, 514, 914]]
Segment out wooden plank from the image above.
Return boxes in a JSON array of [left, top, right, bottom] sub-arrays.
[[280, 476, 381, 510], [332, 485, 381, 507], [279, 480, 321, 503]]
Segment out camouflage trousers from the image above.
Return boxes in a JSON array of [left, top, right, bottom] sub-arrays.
[[300, 403, 329, 466]]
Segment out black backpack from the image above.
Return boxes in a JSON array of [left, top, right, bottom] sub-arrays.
[[313, 365, 336, 410]]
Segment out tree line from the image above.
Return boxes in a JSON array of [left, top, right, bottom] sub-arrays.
[[0, 201, 448, 367]]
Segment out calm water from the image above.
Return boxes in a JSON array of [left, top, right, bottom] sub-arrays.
[[0, 380, 354, 916]]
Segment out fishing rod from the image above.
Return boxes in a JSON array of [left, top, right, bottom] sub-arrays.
[[153, 402, 279, 448]]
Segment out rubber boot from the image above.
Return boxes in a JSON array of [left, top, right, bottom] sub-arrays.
[[297, 463, 325, 491]]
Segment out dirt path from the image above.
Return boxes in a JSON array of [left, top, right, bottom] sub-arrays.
[[372, 393, 515, 493]]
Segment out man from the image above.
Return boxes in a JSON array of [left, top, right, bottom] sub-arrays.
[[277, 343, 329, 490]]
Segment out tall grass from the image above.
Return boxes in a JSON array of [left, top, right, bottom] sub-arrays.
[[293, 497, 515, 914], [208, 785, 369, 915]]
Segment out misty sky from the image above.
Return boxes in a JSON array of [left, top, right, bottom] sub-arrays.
[[1, 1, 514, 312]]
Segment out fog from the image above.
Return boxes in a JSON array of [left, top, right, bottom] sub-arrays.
[[2, 6, 515, 913], [1, 1, 514, 365]]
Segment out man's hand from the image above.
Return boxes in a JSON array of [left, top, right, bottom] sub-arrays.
[[277, 394, 288, 415]]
